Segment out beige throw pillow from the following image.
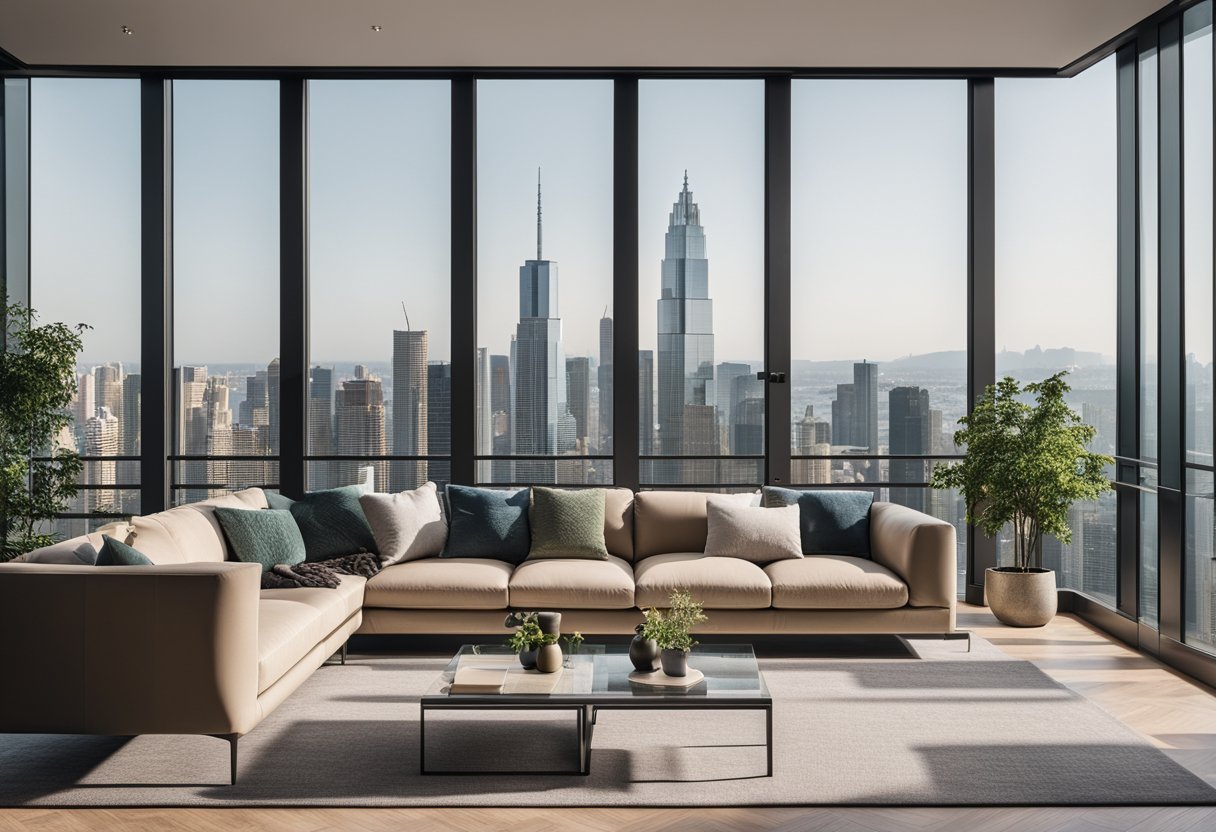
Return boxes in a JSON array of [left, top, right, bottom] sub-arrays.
[[703, 497, 803, 563], [359, 481, 449, 566]]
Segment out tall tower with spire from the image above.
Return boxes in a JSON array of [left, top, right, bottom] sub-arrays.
[[514, 168, 570, 482], [657, 171, 716, 482]]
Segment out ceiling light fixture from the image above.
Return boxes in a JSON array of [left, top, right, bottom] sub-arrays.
[[371, 24, 383, 32], [121, 25, 134, 35]]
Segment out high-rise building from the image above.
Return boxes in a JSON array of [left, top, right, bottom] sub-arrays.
[[852, 361, 879, 454], [732, 396, 765, 456], [240, 369, 269, 430], [176, 366, 209, 503], [392, 329, 429, 490], [717, 362, 753, 453], [490, 353, 513, 484], [794, 404, 832, 484], [889, 385, 931, 512], [476, 347, 492, 461], [598, 313, 613, 454], [513, 171, 567, 483], [120, 373, 141, 487], [427, 362, 452, 466], [73, 370, 96, 444], [84, 406, 119, 513], [832, 383, 855, 448], [639, 349, 655, 457], [334, 365, 388, 490], [95, 363, 124, 433], [657, 173, 716, 483], [267, 358, 281, 454], [566, 356, 593, 449], [308, 366, 334, 490]]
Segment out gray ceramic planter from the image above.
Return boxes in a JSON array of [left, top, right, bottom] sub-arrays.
[[986, 567, 1057, 627]]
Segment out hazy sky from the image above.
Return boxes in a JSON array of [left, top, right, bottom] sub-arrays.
[[29, 65, 1131, 367]]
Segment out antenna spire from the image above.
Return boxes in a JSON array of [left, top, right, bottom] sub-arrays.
[[683, 169, 689, 191], [536, 166, 543, 261], [401, 302, 411, 331]]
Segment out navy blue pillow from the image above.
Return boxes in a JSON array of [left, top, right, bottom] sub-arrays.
[[762, 487, 874, 557], [96, 535, 154, 566], [442, 485, 531, 563], [266, 485, 378, 562]]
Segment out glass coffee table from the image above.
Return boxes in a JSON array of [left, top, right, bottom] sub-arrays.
[[419, 643, 772, 776]]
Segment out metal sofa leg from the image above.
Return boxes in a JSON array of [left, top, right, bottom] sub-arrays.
[[212, 734, 239, 785], [341, 639, 348, 665]]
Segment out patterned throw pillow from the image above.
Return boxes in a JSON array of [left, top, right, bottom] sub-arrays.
[[527, 487, 609, 560], [359, 481, 449, 566], [267, 485, 378, 562], [703, 497, 803, 563], [214, 507, 307, 573], [762, 487, 874, 557], [442, 485, 531, 564], [95, 535, 154, 566]]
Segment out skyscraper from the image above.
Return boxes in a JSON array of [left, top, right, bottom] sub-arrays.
[[732, 396, 765, 456], [598, 313, 613, 454], [657, 172, 715, 483], [427, 362, 452, 466], [334, 365, 388, 490], [566, 356, 593, 449], [308, 366, 334, 490], [84, 406, 119, 513], [794, 405, 832, 483], [889, 385, 931, 512], [832, 383, 855, 447], [717, 361, 753, 453], [392, 328, 429, 490], [852, 361, 879, 454], [120, 373, 141, 486], [476, 347, 492, 460], [490, 353, 513, 484], [639, 349, 655, 458], [513, 170, 567, 483]]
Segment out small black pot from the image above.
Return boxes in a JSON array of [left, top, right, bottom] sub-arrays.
[[629, 625, 660, 673], [535, 611, 562, 636], [660, 648, 688, 678], [519, 647, 538, 670]]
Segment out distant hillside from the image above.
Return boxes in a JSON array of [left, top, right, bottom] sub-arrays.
[[787, 347, 1112, 375]]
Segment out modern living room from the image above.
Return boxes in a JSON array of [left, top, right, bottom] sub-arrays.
[[2, 1, 1215, 830]]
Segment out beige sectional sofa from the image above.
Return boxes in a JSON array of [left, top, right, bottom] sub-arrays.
[[0, 485, 956, 783]]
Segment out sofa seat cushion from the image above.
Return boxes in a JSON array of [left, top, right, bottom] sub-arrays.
[[633, 553, 771, 609], [364, 558, 513, 609], [765, 556, 909, 610], [509, 556, 635, 609], [257, 575, 366, 694]]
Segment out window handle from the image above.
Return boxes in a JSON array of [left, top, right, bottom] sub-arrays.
[[757, 371, 786, 384]]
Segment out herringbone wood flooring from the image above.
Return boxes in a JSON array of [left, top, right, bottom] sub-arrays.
[[5, 605, 1216, 832]]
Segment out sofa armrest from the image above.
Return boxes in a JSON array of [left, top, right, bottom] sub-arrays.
[[870, 502, 957, 610], [0, 561, 262, 737]]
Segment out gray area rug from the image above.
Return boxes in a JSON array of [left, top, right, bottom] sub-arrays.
[[3, 635, 1213, 807]]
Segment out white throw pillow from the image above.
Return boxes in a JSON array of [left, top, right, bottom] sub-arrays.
[[703, 497, 803, 563], [359, 481, 449, 566], [17, 538, 98, 565]]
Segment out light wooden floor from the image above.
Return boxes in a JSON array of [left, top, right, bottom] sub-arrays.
[[6, 604, 1216, 832]]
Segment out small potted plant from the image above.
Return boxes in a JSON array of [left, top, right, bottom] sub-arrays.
[[931, 372, 1113, 627], [640, 589, 708, 677], [562, 631, 585, 669], [505, 612, 559, 672]]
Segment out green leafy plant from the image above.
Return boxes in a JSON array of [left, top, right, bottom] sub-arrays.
[[930, 371, 1113, 572], [1, 301, 89, 561], [641, 589, 708, 652], [562, 631, 585, 652], [506, 618, 558, 653]]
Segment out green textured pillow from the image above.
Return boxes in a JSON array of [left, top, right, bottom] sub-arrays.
[[214, 507, 306, 573], [528, 487, 609, 560], [266, 485, 378, 562], [96, 535, 153, 566]]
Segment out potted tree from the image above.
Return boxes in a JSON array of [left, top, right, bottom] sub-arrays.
[[641, 589, 708, 677], [931, 372, 1113, 627], [1, 301, 88, 561]]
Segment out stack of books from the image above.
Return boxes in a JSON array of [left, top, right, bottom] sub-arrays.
[[449, 665, 508, 694]]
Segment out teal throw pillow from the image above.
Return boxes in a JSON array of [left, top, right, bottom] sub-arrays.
[[266, 485, 378, 562], [528, 487, 608, 560], [96, 535, 154, 566], [762, 487, 874, 557], [215, 507, 306, 573], [442, 485, 530, 563]]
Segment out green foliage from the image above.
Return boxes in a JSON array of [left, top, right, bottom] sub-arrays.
[[506, 617, 558, 653], [641, 588, 708, 652], [562, 631, 585, 652], [1, 301, 89, 561], [930, 371, 1113, 572]]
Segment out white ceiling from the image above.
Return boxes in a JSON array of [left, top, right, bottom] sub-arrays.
[[0, 0, 1173, 71]]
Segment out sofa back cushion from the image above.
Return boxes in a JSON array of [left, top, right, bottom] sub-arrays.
[[603, 487, 635, 561], [633, 490, 757, 558]]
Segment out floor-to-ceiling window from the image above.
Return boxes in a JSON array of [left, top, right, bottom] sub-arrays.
[[1141, 42, 1161, 628], [790, 79, 969, 591], [994, 57, 1119, 606], [171, 80, 280, 503], [306, 80, 451, 495], [30, 78, 141, 536], [1183, 2, 1216, 653], [638, 80, 765, 490], [475, 80, 614, 487]]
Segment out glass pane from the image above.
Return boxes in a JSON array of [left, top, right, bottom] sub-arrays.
[[1141, 467, 1159, 626], [1186, 5, 1214, 465], [306, 80, 451, 493], [475, 80, 614, 486], [1187, 468, 1216, 652], [995, 57, 1118, 604], [172, 81, 280, 504], [1140, 44, 1160, 628], [30, 78, 141, 536], [639, 80, 765, 487]]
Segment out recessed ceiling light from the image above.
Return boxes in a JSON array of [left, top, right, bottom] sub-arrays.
[[121, 25, 134, 36], [371, 24, 383, 32]]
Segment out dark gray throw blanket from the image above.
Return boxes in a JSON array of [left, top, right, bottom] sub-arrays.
[[261, 552, 381, 589]]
